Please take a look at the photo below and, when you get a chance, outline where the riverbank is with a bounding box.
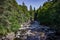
[15,21,56,40]
[0,21,60,40]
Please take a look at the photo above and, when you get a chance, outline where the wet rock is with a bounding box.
[15,21,56,40]
[6,32,15,40]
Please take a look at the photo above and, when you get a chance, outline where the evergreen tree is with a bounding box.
[22,2,26,13]
[22,2,25,6]
[34,7,35,12]
[30,5,33,21]
[30,5,32,13]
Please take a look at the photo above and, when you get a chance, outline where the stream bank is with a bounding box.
[15,21,56,40]
[0,21,59,40]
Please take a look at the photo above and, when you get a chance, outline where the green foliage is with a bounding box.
[0,0,31,35]
[37,1,60,30]
[29,5,34,21]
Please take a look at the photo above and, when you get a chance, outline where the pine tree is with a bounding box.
[34,7,38,21]
[22,2,25,6]
[30,5,32,13]
[22,2,25,13]
[34,7,35,12]
[30,5,33,21]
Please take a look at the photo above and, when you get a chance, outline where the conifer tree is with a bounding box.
[30,5,33,21]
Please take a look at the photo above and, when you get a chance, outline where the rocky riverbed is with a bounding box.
[15,21,56,40]
[0,21,57,40]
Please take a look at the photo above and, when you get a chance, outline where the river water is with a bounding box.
[15,21,55,40]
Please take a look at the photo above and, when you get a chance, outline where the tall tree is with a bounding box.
[22,2,28,13]
[34,7,38,21]
[30,5,32,13]
[30,5,33,21]
[34,7,35,12]
[22,2,25,13]
[22,2,25,6]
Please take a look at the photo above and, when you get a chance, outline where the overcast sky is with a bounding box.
[16,0,47,10]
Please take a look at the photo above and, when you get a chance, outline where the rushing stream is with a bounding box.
[15,21,56,40]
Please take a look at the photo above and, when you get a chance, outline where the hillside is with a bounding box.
[0,0,30,35]
[37,0,60,31]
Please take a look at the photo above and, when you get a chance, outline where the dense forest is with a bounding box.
[0,0,33,35]
[37,0,60,32]
[0,0,60,37]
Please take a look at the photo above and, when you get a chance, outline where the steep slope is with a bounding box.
[37,0,60,30]
[0,0,30,35]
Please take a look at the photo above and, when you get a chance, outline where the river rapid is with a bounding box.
[15,21,56,40]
